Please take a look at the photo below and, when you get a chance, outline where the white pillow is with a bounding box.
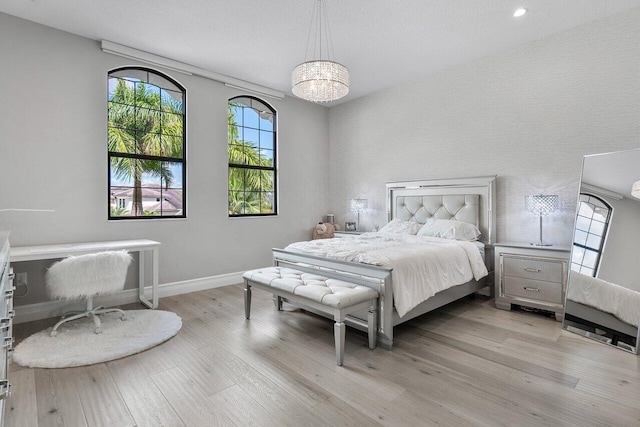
[417,219,481,241]
[379,218,422,235]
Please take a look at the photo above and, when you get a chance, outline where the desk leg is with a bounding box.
[152,247,159,308]
[138,249,159,309]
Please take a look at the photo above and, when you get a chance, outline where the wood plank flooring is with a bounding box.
[5,285,640,426]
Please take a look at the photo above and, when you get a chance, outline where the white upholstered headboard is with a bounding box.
[386,176,497,245]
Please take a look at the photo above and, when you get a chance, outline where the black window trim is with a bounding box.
[228,95,278,217]
[107,66,187,220]
[571,193,612,277]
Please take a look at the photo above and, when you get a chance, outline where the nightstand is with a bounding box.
[333,231,364,238]
[494,242,570,321]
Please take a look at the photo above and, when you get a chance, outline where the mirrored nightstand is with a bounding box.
[494,242,570,321]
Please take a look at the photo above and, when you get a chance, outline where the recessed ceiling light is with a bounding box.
[514,8,527,17]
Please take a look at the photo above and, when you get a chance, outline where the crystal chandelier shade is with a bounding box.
[291,0,350,103]
[292,60,349,103]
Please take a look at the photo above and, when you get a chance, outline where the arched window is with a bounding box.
[108,67,186,219]
[228,96,277,216]
[571,193,612,277]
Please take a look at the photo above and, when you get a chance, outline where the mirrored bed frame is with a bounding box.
[273,176,496,349]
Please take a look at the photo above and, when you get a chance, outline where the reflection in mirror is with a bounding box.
[571,194,612,277]
[563,148,640,354]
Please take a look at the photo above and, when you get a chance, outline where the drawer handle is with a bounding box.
[0,379,11,400]
[2,336,14,350]
[0,317,11,332]
[523,268,541,273]
[523,286,540,292]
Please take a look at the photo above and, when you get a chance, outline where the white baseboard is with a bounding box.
[13,271,244,324]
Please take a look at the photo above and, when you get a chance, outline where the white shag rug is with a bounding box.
[13,310,182,368]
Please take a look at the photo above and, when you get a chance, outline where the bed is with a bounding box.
[564,272,640,352]
[272,176,497,349]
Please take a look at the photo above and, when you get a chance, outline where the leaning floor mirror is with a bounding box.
[563,148,640,354]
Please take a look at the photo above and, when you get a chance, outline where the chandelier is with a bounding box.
[291,0,350,103]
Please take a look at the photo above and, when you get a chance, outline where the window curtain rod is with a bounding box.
[101,40,285,100]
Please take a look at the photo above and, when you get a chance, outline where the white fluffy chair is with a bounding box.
[46,250,133,337]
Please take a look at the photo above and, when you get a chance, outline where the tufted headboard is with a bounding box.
[387,176,496,245]
[395,194,479,225]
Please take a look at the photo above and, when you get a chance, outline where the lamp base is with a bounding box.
[530,242,553,247]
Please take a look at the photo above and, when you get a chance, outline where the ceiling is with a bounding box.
[2,0,638,105]
[582,149,640,200]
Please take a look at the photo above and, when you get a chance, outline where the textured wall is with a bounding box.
[0,13,329,303]
[328,8,640,246]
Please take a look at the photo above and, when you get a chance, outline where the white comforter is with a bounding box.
[284,232,488,317]
[567,272,640,327]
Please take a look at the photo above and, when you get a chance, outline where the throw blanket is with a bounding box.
[567,272,640,327]
[285,232,488,317]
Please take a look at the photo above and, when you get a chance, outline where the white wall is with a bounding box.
[0,13,330,304]
[328,8,640,246]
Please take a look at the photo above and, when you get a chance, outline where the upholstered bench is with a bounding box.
[243,266,379,366]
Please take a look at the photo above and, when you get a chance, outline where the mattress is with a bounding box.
[284,232,488,317]
[567,272,640,328]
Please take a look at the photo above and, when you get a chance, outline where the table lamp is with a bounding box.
[350,198,368,231]
[525,194,559,246]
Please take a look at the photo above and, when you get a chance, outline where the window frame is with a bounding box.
[228,95,278,217]
[107,66,187,220]
[571,193,612,277]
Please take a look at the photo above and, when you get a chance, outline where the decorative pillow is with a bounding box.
[378,218,422,235]
[417,219,481,241]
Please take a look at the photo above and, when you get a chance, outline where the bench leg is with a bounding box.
[273,295,282,311]
[334,313,346,366]
[244,282,252,319]
[368,301,377,350]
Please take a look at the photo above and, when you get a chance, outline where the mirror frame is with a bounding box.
[562,149,640,354]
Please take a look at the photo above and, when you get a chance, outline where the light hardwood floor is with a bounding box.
[5,285,640,426]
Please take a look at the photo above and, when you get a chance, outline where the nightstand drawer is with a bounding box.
[503,255,563,283]
[502,276,563,304]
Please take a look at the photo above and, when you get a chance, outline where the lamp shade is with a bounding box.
[525,195,559,216]
[632,181,640,199]
[292,60,350,103]
[350,198,368,213]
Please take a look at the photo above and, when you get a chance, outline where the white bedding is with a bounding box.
[284,232,488,317]
[567,272,640,328]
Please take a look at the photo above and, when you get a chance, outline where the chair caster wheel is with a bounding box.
[94,327,102,334]
[121,315,128,321]
[50,330,58,337]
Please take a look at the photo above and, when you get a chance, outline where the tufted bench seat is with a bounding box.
[243,266,378,366]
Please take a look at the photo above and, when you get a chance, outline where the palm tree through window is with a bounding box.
[108,67,186,219]
[228,96,277,216]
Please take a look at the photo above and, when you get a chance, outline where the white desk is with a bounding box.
[11,239,160,309]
